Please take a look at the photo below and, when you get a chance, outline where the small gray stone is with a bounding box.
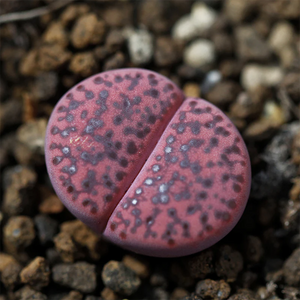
[34,214,58,245]
[52,262,96,293]
[235,26,272,62]
[102,260,141,296]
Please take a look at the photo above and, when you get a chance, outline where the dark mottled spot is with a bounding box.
[232,145,241,154]
[110,223,117,231]
[147,115,156,124]
[66,114,74,122]
[144,89,159,99]
[82,199,90,207]
[114,75,123,83]
[205,224,213,231]
[81,110,88,119]
[120,157,128,168]
[215,126,230,137]
[116,171,125,181]
[90,207,97,214]
[227,199,237,209]
[94,77,103,84]
[105,130,113,138]
[191,121,201,135]
[51,126,59,135]
[105,194,113,202]
[114,115,123,126]
[100,90,109,99]
[115,141,122,150]
[222,212,230,221]
[200,213,208,224]
[108,152,117,160]
[203,178,213,188]
[197,191,207,201]
[85,91,94,99]
[76,85,84,91]
[168,208,176,217]
[148,74,158,86]
[124,127,134,136]
[187,206,196,215]
[194,108,203,114]
[233,183,241,193]
[69,100,80,110]
[189,101,197,106]
[183,222,189,230]
[66,93,73,99]
[234,174,244,183]
[168,239,175,246]
[205,121,214,129]
[52,156,62,165]
[67,186,74,193]
[120,232,127,239]
[133,96,141,105]
[58,106,67,112]
[136,130,144,139]
[191,162,202,174]
[222,173,230,182]
[214,115,223,122]
[127,141,137,155]
[210,137,219,147]
[82,180,90,189]
[105,180,113,188]
[50,143,57,150]
[166,83,174,92]
[206,161,214,168]
[146,216,153,224]
[205,107,212,113]
[104,81,112,87]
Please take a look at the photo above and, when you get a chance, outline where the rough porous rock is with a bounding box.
[3,216,36,254]
[2,166,37,216]
[102,260,141,296]
[20,257,50,290]
[71,13,105,49]
[283,248,300,286]
[52,262,96,293]
[195,279,231,299]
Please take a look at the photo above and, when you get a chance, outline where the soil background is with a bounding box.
[0,0,300,300]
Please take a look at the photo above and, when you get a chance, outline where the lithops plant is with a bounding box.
[45,68,251,257]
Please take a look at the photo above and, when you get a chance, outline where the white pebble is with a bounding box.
[126,28,153,65]
[268,21,295,53]
[241,64,284,90]
[172,15,197,41]
[172,2,217,41]
[184,39,216,68]
[191,2,217,32]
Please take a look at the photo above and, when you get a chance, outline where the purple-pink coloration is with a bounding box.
[45,68,251,257]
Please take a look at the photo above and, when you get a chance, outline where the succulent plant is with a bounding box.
[45,68,251,257]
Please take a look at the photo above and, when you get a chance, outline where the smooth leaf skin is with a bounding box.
[45,68,184,233]
[103,98,251,257]
[45,68,251,257]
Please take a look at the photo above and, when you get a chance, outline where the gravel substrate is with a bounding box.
[0,1,299,299]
